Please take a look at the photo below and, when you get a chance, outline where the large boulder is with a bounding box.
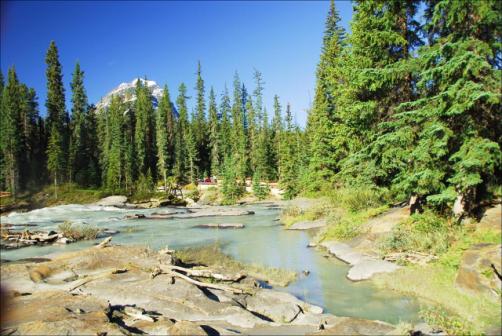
[477,205,501,232]
[456,243,502,300]
[94,195,128,207]
[245,289,323,323]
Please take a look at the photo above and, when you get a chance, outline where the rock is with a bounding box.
[193,223,245,229]
[477,205,501,232]
[288,219,327,230]
[347,259,400,281]
[307,242,317,248]
[309,317,395,335]
[321,241,399,281]
[246,289,323,323]
[168,320,208,335]
[125,213,146,219]
[410,322,448,336]
[455,243,502,299]
[96,229,120,238]
[94,195,128,207]
[55,237,72,245]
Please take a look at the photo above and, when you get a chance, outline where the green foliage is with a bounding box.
[58,221,99,240]
[133,170,154,201]
[252,170,270,200]
[221,156,244,205]
[420,306,477,336]
[380,210,455,255]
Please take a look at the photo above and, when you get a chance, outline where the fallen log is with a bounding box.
[165,265,245,282]
[95,236,112,248]
[157,265,244,294]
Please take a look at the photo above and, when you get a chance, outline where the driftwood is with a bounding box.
[123,306,155,322]
[95,236,112,248]
[165,265,245,282]
[164,268,245,294]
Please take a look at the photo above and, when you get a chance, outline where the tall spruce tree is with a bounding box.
[219,86,232,162]
[105,95,124,191]
[231,72,247,180]
[208,87,220,176]
[68,62,90,186]
[194,61,209,177]
[134,78,156,180]
[45,41,68,182]
[156,85,175,189]
[279,103,299,199]
[1,68,22,196]
[174,83,190,184]
[305,0,345,191]
[270,95,283,181]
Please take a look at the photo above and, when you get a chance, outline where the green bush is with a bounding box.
[330,187,388,212]
[252,172,270,200]
[379,210,456,255]
[58,221,100,240]
[420,306,477,336]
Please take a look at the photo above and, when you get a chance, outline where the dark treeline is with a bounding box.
[0,42,301,201]
[1,0,500,210]
[304,0,501,213]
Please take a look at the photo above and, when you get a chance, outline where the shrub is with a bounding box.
[420,306,477,336]
[252,172,270,200]
[330,187,387,212]
[58,221,100,240]
[379,210,456,255]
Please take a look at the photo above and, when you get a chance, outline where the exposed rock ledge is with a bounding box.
[320,241,399,281]
[1,243,402,335]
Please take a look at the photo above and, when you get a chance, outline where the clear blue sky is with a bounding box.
[1,1,353,126]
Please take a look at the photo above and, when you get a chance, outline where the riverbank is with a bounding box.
[2,239,412,335]
[279,193,502,335]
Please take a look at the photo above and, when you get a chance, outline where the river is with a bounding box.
[0,203,421,324]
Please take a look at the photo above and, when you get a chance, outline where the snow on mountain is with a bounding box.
[96,78,172,113]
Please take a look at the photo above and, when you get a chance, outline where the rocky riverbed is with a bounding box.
[1,241,410,335]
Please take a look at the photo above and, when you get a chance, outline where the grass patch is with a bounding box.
[40,183,109,207]
[280,201,331,228]
[322,205,389,241]
[373,224,502,334]
[175,244,297,287]
[58,221,100,240]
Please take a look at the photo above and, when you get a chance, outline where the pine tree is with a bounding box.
[174,83,190,184]
[69,62,89,186]
[219,85,232,162]
[134,78,157,179]
[245,96,257,174]
[279,103,299,199]
[194,61,209,177]
[270,95,283,181]
[208,87,220,176]
[231,72,247,180]
[304,0,346,191]
[45,41,68,181]
[47,125,64,198]
[105,95,124,191]
[1,68,22,196]
[156,85,175,190]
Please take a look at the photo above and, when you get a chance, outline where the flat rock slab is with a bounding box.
[456,243,502,299]
[347,259,400,281]
[194,223,245,229]
[288,219,327,230]
[310,316,396,335]
[94,195,128,207]
[321,241,399,281]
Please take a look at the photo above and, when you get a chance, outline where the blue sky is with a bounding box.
[1,1,353,126]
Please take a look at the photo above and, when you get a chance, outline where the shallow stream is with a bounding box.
[0,203,421,324]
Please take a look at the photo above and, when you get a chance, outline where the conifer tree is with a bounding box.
[156,85,175,190]
[105,95,124,191]
[47,125,64,198]
[219,86,232,162]
[305,0,345,191]
[174,83,190,184]
[1,68,22,196]
[45,41,68,181]
[69,62,90,186]
[270,95,283,180]
[245,96,257,174]
[208,87,220,176]
[231,72,247,180]
[279,103,299,199]
[134,78,156,179]
[194,61,209,177]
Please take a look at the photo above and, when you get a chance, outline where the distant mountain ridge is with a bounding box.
[96,78,177,116]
